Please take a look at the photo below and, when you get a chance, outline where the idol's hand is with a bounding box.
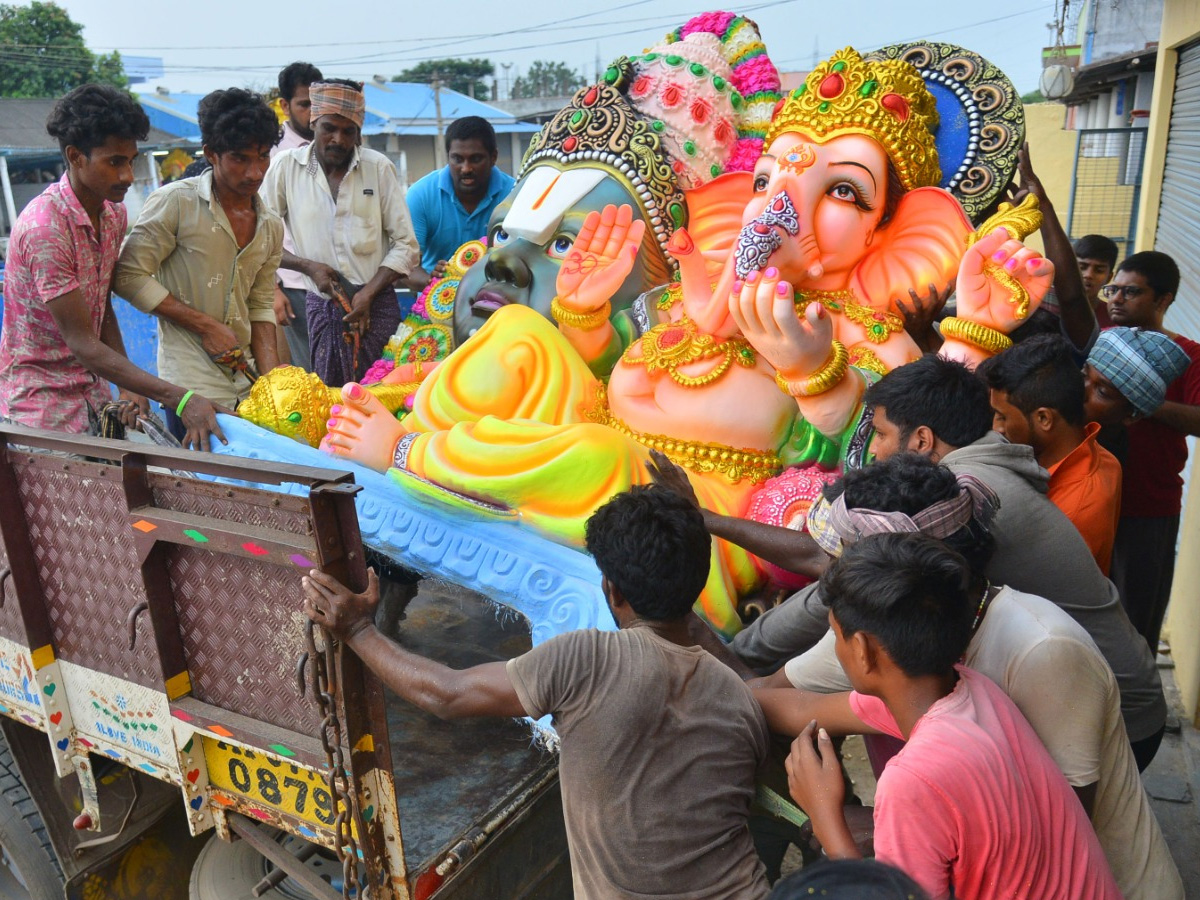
[728,267,834,380]
[555,204,646,314]
[956,227,1054,334]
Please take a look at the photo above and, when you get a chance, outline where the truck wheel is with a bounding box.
[0,732,64,900]
[190,826,350,900]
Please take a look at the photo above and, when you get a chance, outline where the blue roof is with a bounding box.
[136,84,539,142]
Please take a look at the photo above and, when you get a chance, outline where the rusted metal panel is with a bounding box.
[13,457,162,687]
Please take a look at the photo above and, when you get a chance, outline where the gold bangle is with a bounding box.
[940,317,1013,355]
[552,297,611,331]
[774,341,849,398]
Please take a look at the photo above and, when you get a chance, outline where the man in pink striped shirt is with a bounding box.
[0,85,224,447]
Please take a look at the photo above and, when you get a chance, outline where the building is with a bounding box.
[1135,0,1200,724]
[136,82,541,186]
[1052,0,1165,256]
[0,98,188,241]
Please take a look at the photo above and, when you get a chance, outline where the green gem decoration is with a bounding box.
[604,67,619,84]
[683,140,696,156]
[713,75,726,91]
[570,110,584,125]
[832,60,847,72]
[665,54,682,66]
[819,101,831,113]
[668,202,686,228]
[796,83,807,97]
[689,62,705,76]
[651,119,665,133]
[286,411,302,424]
[731,93,743,110]
[643,53,659,62]
[710,164,721,178]
[861,79,878,97]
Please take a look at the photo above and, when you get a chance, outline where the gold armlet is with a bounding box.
[940,317,1013,355]
[774,341,849,398]
[552,298,611,331]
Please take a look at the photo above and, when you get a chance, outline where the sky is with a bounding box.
[57,0,1062,98]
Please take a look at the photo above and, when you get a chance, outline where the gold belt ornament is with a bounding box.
[623,315,756,388]
[586,385,781,484]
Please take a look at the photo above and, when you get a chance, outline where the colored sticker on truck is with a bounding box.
[202,738,351,836]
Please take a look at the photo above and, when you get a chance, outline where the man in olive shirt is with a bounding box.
[116,88,282,437]
[302,485,770,900]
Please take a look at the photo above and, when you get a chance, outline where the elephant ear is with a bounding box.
[851,187,972,305]
[682,171,754,281]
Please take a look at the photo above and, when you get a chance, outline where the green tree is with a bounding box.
[394,58,494,101]
[0,1,126,97]
[511,60,585,100]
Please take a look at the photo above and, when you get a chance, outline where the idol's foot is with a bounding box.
[321,382,407,473]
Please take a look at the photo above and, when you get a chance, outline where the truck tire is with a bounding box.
[190,827,349,900]
[0,731,64,900]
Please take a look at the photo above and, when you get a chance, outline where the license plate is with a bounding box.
[202,738,349,834]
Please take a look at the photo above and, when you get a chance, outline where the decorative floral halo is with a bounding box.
[865,42,1025,222]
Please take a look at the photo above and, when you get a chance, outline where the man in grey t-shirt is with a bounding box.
[303,485,770,900]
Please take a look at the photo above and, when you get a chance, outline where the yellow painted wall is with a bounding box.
[1022,102,1076,254]
[1137,0,1200,722]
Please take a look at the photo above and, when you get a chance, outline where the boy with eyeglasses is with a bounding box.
[1095,251,1200,651]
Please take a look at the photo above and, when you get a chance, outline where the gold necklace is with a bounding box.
[843,300,905,343]
[794,289,855,314]
[623,316,756,388]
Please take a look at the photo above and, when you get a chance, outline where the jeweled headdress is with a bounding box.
[520,11,781,258]
[766,47,941,192]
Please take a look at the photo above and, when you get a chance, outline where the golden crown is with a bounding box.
[766,47,941,192]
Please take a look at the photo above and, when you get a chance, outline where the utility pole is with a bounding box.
[433,74,447,168]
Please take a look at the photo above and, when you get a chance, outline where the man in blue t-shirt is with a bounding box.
[406,116,515,277]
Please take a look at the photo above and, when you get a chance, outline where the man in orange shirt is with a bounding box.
[980,335,1121,573]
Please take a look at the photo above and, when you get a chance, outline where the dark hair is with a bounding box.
[1073,234,1118,270]
[978,334,1085,426]
[1009,307,1063,344]
[278,61,323,101]
[770,860,931,900]
[823,532,975,677]
[445,116,498,155]
[863,354,992,449]
[825,454,997,577]
[198,88,280,155]
[1118,250,1180,297]
[584,485,711,622]
[45,84,150,157]
[182,159,212,179]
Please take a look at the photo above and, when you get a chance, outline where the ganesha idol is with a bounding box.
[366,11,780,381]
[304,39,1052,639]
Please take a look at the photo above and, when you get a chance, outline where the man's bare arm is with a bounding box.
[303,569,526,720]
[47,291,228,448]
[249,321,280,373]
[647,449,830,579]
[752,686,878,738]
[1151,399,1200,436]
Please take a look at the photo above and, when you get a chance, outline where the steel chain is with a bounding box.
[305,619,363,898]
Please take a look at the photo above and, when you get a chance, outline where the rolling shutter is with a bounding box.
[1156,39,1200,336]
